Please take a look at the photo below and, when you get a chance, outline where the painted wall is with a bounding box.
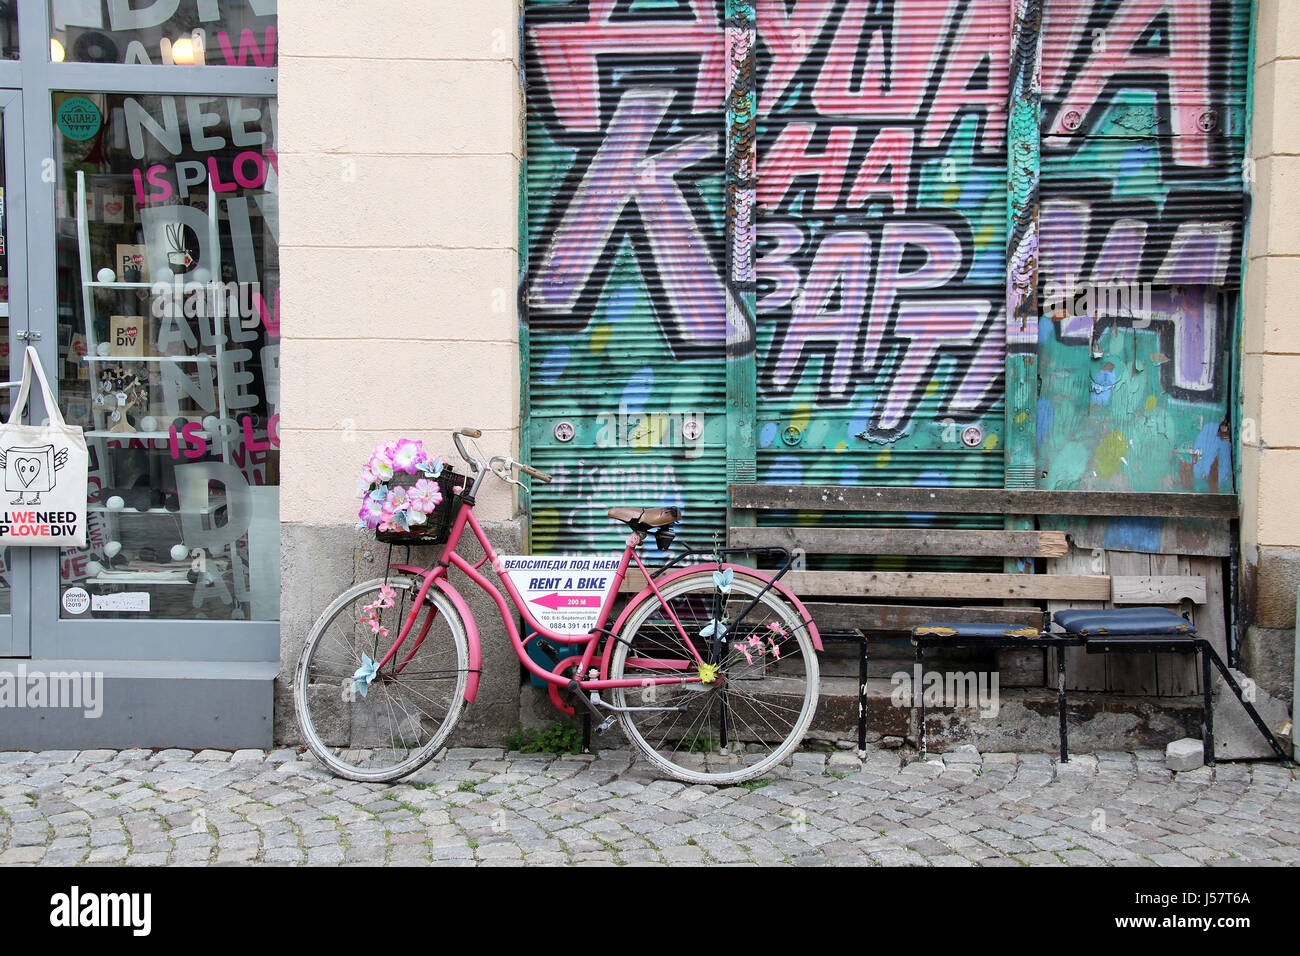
[276,0,528,744]
[279,0,523,527]
[1037,0,1249,497]
[523,0,1252,559]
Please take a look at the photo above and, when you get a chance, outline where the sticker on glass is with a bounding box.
[62,587,91,615]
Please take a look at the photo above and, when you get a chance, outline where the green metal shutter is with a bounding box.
[1036,0,1250,494]
[523,1,729,556]
[754,0,1011,494]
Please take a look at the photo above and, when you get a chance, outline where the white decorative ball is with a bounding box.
[170,544,189,562]
[106,496,125,510]
[202,416,219,432]
[86,561,105,577]
[140,416,157,432]
[96,342,111,356]
[104,541,122,558]
[97,267,115,283]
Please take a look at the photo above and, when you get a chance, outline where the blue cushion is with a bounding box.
[912,623,1043,640]
[1052,607,1195,637]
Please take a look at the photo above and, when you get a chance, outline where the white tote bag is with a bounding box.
[0,346,88,548]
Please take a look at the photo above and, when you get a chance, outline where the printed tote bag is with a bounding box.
[0,346,88,547]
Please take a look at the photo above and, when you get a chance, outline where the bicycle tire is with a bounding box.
[294,576,470,782]
[609,569,819,785]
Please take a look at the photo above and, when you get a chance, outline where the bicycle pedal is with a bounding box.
[595,717,616,734]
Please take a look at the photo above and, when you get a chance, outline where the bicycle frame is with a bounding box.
[379,497,716,702]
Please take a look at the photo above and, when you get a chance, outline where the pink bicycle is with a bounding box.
[294,428,823,784]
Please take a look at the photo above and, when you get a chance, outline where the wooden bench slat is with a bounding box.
[803,603,1043,632]
[621,570,1111,601]
[1110,575,1207,605]
[729,527,1069,558]
[730,485,1238,519]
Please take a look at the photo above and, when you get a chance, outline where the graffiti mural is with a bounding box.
[523,0,1251,553]
[1036,0,1249,493]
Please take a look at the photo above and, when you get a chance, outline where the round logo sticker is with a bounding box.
[57,97,102,141]
[62,587,91,615]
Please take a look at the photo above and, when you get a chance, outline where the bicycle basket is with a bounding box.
[375,467,466,547]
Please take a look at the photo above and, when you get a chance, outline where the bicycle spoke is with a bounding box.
[610,571,818,783]
[295,578,468,781]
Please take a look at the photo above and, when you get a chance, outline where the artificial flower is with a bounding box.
[407,478,443,514]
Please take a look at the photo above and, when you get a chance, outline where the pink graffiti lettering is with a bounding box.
[874,300,991,438]
[770,231,872,399]
[846,128,913,212]
[530,0,723,133]
[1045,0,1213,166]
[861,221,964,374]
[758,123,855,211]
[533,88,723,347]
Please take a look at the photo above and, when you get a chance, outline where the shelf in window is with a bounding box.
[82,355,212,364]
[85,430,209,440]
[88,501,223,516]
[84,281,155,290]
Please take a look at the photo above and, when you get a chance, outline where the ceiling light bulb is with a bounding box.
[172,37,195,65]
[50,38,65,63]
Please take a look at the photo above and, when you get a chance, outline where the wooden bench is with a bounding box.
[728,484,1239,753]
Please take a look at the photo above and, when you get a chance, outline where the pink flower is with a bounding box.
[384,487,409,512]
[358,497,385,530]
[392,439,424,474]
[407,478,443,514]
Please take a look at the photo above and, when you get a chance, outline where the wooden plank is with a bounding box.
[731,484,1238,519]
[1047,546,1109,692]
[620,569,1111,601]
[1105,551,1158,695]
[728,526,1069,558]
[1187,555,1229,696]
[1154,554,1199,696]
[1111,576,1207,605]
[1054,516,1231,557]
[802,602,1044,633]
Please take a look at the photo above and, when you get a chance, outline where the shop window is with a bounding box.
[53,91,279,621]
[50,0,275,66]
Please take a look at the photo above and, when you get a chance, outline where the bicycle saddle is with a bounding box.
[607,506,681,530]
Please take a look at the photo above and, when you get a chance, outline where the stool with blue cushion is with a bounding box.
[911,607,1294,767]
[910,615,1080,761]
[1052,606,1292,767]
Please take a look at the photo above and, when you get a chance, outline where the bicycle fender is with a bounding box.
[430,577,483,704]
[599,563,823,678]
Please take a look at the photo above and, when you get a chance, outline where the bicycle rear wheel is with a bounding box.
[294,576,470,782]
[609,570,819,785]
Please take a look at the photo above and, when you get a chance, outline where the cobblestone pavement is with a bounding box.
[0,746,1297,866]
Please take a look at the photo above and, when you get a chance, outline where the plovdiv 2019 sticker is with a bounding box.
[57,97,102,141]
[62,587,90,615]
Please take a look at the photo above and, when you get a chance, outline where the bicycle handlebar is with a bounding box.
[451,429,551,487]
[519,463,552,484]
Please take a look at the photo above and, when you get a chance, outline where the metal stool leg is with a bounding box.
[858,635,869,756]
[1056,647,1069,763]
[916,642,927,757]
[1201,642,1215,767]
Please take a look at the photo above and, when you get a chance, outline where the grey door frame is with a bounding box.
[0,1,277,662]
[0,86,31,657]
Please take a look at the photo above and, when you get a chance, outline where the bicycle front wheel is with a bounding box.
[609,570,819,785]
[294,576,470,782]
